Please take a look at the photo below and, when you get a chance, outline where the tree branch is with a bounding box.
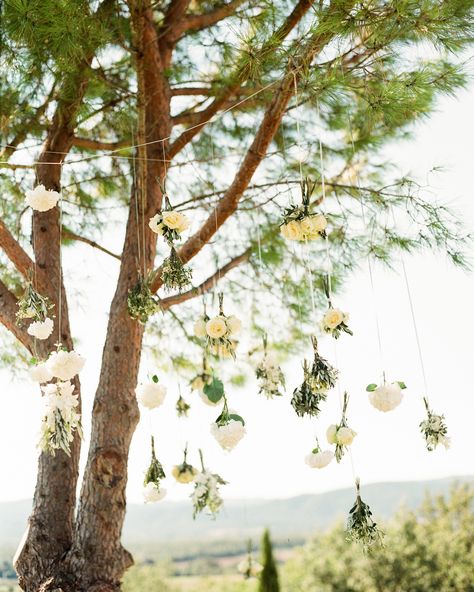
[182,0,246,32]
[62,228,121,260]
[72,137,130,151]
[161,248,251,309]
[0,279,33,352]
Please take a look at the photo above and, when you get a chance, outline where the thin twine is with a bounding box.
[58,188,63,345]
[1,81,278,169]
[131,121,143,274]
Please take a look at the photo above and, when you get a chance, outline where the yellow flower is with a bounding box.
[172,465,198,484]
[323,308,344,330]
[206,316,228,339]
[280,220,303,241]
[162,210,189,232]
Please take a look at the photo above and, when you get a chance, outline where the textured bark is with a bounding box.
[63,2,172,588]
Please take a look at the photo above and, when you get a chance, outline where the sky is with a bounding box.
[0,83,473,505]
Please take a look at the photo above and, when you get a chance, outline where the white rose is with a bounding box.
[174,212,190,233]
[25,185,60,212]
[143,482,166,503]
[280,220,303,241]
[299,217,314,237]
[206,316,228,339]
[27,318,54,340]
[369,382,403,412]
[326,424,338,445]
[162,210,183,230]
[148,214,164,235]
[194,319,207,338]
[29,362,53,383]
[305,450,334,469]
[210,420,246,451]
[226,315,242,336]
[336,426,356,446]
[136,382,166,409]
[46,350,85,381]
[323,308,345,330]
[309,214,327,234]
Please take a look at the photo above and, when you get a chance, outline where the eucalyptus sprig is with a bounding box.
[127,270,160,324]
[347,479,384,551]
[420,397,450,451]
[161,247,193,292]
[144,435,166,488]
[16,278,53,324]
[291,337,338,417]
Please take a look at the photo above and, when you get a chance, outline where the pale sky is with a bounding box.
[0,83,473,504]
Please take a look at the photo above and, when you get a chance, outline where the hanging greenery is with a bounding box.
[127,270,160,324]
[346,479,384,551]
[280,178,327,242]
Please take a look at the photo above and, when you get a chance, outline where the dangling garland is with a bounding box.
[127,270,161,323]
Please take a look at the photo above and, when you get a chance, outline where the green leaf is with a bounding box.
[366,383,378,392]
[203,377,224,403]
[229,413,245,426]
[152,375,159,383]
[397,381,407,390]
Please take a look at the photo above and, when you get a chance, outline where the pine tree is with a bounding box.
[1,1,474,590]
[259,529,280,592]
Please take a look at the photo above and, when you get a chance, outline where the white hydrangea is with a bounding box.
[143,482,167,503]
[27,318,54,340]
[210,420,246,451]
[38,380,81,455]
[136,382,167,409]
[29,361,54,383]
[25,185,60,212]
[305,450,334,469]
[369,382,404,412]
[46,350,85,381]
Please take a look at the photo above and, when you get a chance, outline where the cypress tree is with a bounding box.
[259,529,280,592]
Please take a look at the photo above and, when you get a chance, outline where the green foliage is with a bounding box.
[283,483,474,592]
[259,530,280,592]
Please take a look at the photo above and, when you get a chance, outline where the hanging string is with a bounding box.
[57,181,63,346]
[131,121,143,275]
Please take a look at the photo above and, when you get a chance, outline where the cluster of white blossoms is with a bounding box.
[25,185,60,212]
[136,379,167,409]
[194,310,241,359]
[143,482,167,503]
[149,209,190,239]
[29,349,85,384]
[327,424,357,447]
[320,307,352,338]
[367,381,406,412]
[237,556,263,579]
[210,419,246,451]
[256,352,285,398]
[305,448,334,469]
[191,469,226,517]
[38,380,81,455]
[420,398,450,451]
[27,317,54,340]
[280,213,327,241]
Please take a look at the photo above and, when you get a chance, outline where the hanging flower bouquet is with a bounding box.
[327,392,357,462]
[172,445,198,484]
[161,247,192,292]
[176,394,190,417]
[305,438,334,469]
[346,479,384,551]
[255,335,285,398]
[420,397,450,451]
[136,375,167,410]
[210,396,246,451]
[237,541,263,579]
[38,380,82,456]
[16,279,55,340]
[194,293,241,360]
[291,337,338,417]
[191,449,227,518]
[143,436,166,503]
[366,380,407,412]
[280,179,327,241]
[25,184,60,212]
[320,279,352,339]
[127,270,160,323]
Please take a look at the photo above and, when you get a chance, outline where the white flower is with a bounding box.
[206,316,228,339]
[136,382,167,409]
[305,450,334,469]
[194,319,207,338]
[280,220,303,241]
[29,362,53,383]
[162,210,189,232]
[326,424,338,445]
[143,482,166,503]
[336,426,356,446]
[27,318,54,340]
[226,315,242,336]
[148,214,164,235]
[46,350,85,381]
[369,382,403,412]
[210,420,246,451]
[25,185,60,212]
[237,557,263,577]
[323,308,344,330]
[308,214,327,235]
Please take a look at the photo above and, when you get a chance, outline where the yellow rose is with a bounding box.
[323,308,344,330]
[280,220,303,241]
[174,212,190,233]
[162,210,183,230]
[299,217,314,237]
[206,316,228,338]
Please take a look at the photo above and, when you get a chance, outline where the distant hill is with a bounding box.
[0,476,471,561]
